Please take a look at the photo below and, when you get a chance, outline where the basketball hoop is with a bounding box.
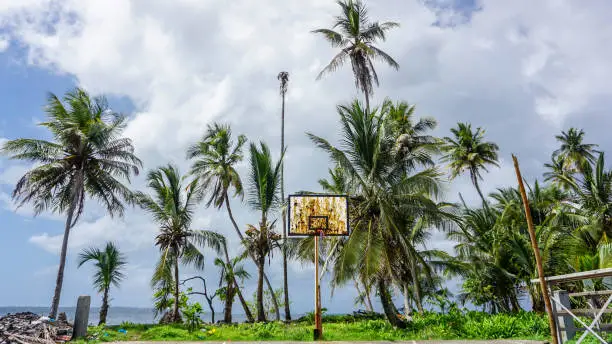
[287,194,349,340]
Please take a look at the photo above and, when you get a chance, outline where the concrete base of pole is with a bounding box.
[72,295,91,339]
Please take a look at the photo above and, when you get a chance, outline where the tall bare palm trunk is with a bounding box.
[50,171,82,319]
[50,206,74,319]
[224,195,280,320]
[279,72,291,321]
[99,287,109,325]
[173,257,181,322]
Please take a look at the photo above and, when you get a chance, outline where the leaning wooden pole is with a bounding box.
[512,155,559,344]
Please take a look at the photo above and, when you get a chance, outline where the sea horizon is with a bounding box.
[0,306,254,325]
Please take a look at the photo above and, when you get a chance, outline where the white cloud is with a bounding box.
[29,212,163,254]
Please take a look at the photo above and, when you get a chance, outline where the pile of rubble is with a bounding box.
[0,312,73,344]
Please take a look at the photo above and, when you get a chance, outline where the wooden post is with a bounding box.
[553,290,576,342]
[314,235,322,340]
[513,155,559,344]
[72,295,91,339]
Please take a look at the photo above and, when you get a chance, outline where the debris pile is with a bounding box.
[0,312,73,344]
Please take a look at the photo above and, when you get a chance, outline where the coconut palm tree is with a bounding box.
[544,155,576,190]
[308,99,447,327]
[566,153,612,257]
[313,0,399,110]
[214,251,251,323]
[553,127,598,171]
[135,164,223,323]
[77,242,127,325]
[383,99,440,168]
[1,88,141,319]
[245,142,284,322]
[442,122,499,206]
[186,123,281,320]
[277,71,292,321]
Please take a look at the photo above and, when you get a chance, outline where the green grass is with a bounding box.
[566,332,612,344]
[74,310,551,342]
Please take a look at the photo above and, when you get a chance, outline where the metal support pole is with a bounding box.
[314,235,322,340]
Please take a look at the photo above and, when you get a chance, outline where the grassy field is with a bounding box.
[76,310,551,342]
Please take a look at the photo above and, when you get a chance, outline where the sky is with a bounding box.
[1,0,612,316]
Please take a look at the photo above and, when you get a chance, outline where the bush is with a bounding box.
[140,326,191,340]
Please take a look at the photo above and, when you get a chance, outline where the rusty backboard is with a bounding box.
[288,194,349,236]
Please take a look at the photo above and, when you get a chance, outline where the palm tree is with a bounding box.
[383,99,440,168]
[313,0,399,110]
[77,242,127,325]
[566,153,612,258]
[448,182,574,313]
[277,71,292,321]
[1,88,141,319]
[186,123,281,320]
[308,99,447,327]
[214,251,251,323]
[553,127,598,171]
[245,142,284,322]
[135,164,223,323]
[544,155,575,190]
[442,122,499,206]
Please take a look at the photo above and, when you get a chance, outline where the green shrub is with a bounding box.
[140,325,191,340]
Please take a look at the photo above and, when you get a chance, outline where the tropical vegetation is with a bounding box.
[77,310,550,342]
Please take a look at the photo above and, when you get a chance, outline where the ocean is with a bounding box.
[0,307,251,325]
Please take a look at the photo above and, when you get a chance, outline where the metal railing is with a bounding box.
[532,268,612,344]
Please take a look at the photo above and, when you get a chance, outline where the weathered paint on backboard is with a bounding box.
[288,194,349,236]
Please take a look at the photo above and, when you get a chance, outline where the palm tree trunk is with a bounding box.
[50,171,82,319]
[364,92,370,113]
[471,172,488,207]
[403,283,413,319]
[224,194,280,320]
[173,257,181,323]
[235,280,253,322]
[378,279,406,329]
[410,259,424,314]
[224,280,233,323]
[50,205,75,319]
[280,81,291,322]
[99,287,110,325]
[256,255,266,322]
